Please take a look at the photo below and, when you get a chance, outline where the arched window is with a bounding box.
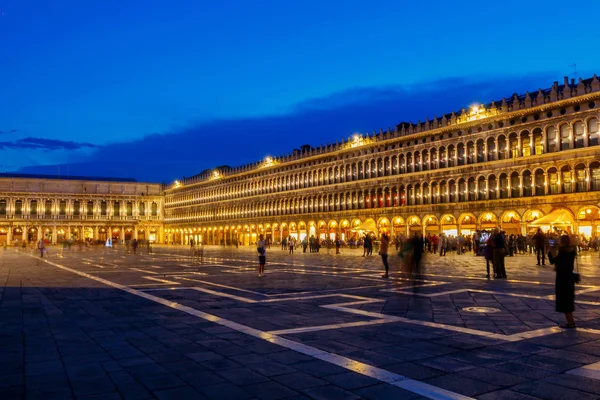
[468,178,476,201]
[458,179,466,202]
[431,182,438,204]
[499,174,509,198]
[574,121,585,149]
[509,133,519,158]
[139,202,145,216]
[448,145,456,167]
[476,140,485,163]
[30,200,37,215]
[498,136,507,159]
[488,175,497,200]
[560,124,570,150]
[591,162,600,191]
[575,164,586,192]
[561,166,572,193]
[533,128,543,155]
[86,201,93,216]
[73,200,80,216]
[449,180,457,202]
[59,200,67,216]
[439,181,447,203]
[548,168,559,194]
[487,138,496,161]
[589,118,599,146]
[522,170,532,196]
[510,173,520,197]
[439,147,447,168]
[534,169,545,196]
[407,153,413,173]
[15,200,22,215]
[466,142,475,164]
[457,143,465,166]
[126,202,133,216]
[414,152,421,172]
[430,148,438,169]
[520,131,531,156]
[547,126,558,152]
[478,176,486,200]
[151,202,158,216]
[0,199,6,215]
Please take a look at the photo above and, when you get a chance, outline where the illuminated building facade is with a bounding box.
[164,75,600,245]
[0,175,163,245]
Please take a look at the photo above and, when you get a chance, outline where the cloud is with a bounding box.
[0,137,97,150]
[16,73,557,182]
[0,129,20,135]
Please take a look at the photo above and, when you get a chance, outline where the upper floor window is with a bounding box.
[15,200,23,215]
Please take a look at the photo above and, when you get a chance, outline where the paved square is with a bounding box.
[2,245,600,399]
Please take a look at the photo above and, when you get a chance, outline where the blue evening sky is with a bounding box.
[0,0,598,182]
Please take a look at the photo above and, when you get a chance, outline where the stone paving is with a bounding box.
[2,244,600,399]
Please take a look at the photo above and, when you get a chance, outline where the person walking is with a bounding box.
[380,234,390,278]
[491,229,507,278]
[548,235,577,328]
[257,234,266,277]
[37,239,45,258]
[533,228,546,266]
[485,234,494,278]
[288,237,295,254]
[335,234,341,254]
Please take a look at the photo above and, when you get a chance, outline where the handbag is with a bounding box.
[573,251,581,284]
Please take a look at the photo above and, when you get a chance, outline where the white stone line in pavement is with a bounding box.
[141,276,181,285]
[385,287,600,305]
[268,319,392,335]
[567,361,600,380]
[39,257,473,400]
[130,268,158,275]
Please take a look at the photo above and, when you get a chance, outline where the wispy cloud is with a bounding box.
[0,137,97,150]
[16,73,557,182]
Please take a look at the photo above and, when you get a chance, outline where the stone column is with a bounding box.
[519,174,524,197]
[94,226,99,241]
[37,226,42,242]
[587,167,592,191]
[22,227,27,243]
[544,173,549,195]
[52,224,57,244]
[7,228,12,243]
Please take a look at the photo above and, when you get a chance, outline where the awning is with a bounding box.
[528,209,575,227]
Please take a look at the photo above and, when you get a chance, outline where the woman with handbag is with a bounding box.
[548,235,577,329]
[257,234,267,277]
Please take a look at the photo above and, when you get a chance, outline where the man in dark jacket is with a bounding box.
[533,228,546,266]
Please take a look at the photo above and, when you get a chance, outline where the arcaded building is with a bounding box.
[0,174,163,245]
[163,75,600,246]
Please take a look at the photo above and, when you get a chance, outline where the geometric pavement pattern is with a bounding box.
[2,245,600,399]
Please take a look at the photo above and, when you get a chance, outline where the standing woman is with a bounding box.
[380,234,389,278]
[548,235,577,328]
[257,234,267,277]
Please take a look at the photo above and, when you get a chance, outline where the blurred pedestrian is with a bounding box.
[380,234,389,278]
[548,235,577,328]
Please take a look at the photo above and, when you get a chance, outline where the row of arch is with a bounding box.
[165,162,600,223]
[0,199,159,217]
[165,206,600,245]
[167,117,600,206]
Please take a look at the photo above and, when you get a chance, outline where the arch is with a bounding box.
[440,214,458,236]
[478,211,498,227]
[576,206,600,238]
[500,210,521,235]
[522,209,544,224]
